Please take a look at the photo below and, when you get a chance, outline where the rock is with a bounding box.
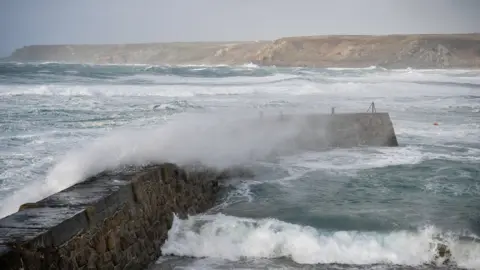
[18,202,39,211]
[430,242,453,266]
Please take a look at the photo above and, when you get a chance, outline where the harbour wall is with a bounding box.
[266,112,399,148]
[325,112,399,147]
[0,163,225,270]
[0,111,399,269]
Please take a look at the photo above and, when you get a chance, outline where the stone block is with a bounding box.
[75,248,89,267]
[36,178,135,227]
[0,245,21,269]
[0,227,60,269]
[87,252,99,269]
[106,230,117,251]
[0,207,88,248]
[18,202,41,211]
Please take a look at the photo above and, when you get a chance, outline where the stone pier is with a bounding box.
[0,164,226,270]
[0,109,399,269]
[263,111,399,148]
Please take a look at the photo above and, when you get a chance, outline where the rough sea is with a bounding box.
[0,62,479,270]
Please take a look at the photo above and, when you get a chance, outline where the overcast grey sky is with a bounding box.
[1,0,479,56]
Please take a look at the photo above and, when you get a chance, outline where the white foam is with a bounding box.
[2,66,477,102]
[161,214,480,268]
[326,68,480,85]
[327,65,381,71]
[1,101,476,218]
[396,121,480,146]
[1,65,478,232]
[114,71,295,85]
[276,146,426,175]
[0,109,329,217]
[241,62,260,69]
[0,73,299,97]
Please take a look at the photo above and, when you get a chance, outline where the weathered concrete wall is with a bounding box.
[266,112,399,148]
[0,163,224,270]
[325,113,399,147]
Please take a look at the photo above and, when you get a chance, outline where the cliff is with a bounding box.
[5,41,269,66]
[254,34,480,68]
[6,34,480,68]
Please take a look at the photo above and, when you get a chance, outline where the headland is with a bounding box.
[4,33,480,68]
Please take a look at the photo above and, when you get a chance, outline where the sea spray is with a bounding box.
[1,63,478,270]
[161,214,480,269]
[0,108,328,217]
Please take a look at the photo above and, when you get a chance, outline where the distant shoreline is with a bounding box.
[3,61,480,71]
[5,33,480,69]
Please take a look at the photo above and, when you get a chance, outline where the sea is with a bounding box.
[0,62,479,270]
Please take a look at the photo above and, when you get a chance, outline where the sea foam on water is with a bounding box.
[0,63,478,269]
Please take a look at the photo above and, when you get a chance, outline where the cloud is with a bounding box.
[1,0,479,56]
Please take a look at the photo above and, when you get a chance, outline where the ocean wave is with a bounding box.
[161,213,480,269]
[0,109,333,217]
[3,62,480,88]
[3,77,478,99]
[151,100,204,112]
[326,65,385,71]
[1,63,478,270]
[276,145,480,176]
[112,72,300,86]
[410,81,480,89]
[0,62,275,83]
[0,73,305,97]
[0,95,477,218]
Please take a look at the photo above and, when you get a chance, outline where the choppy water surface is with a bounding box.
[0,62,479,269]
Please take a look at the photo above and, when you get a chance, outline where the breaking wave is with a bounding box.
[161,214,480,269]
[1,63,479,269]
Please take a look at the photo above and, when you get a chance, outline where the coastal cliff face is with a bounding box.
[6,41,269,66]
[254,34,480,68]
[6,34,480,68]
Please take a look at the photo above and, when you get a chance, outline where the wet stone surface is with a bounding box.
[0,163,223,270]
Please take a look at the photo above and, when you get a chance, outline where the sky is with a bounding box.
[1,0,480,56]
